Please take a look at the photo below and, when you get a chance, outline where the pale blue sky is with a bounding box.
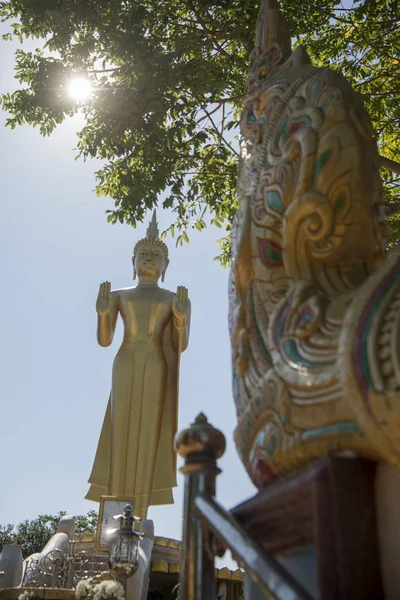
[0,28,256,537]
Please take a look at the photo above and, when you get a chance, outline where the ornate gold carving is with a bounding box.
[230,0,398,488]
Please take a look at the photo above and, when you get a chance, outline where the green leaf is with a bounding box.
[0,0,399,264]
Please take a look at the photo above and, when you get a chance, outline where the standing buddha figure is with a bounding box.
[85,211,190,519]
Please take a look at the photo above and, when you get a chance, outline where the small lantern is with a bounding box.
[108,504,142,587]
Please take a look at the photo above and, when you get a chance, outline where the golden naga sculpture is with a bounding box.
[229,0,400,489]
[86,211,190,518]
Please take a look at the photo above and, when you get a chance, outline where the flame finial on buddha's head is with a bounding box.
[133,209,169,260]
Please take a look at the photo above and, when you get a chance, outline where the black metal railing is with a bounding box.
[175,414,314,600]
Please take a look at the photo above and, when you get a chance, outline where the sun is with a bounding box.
[68,76,92,102]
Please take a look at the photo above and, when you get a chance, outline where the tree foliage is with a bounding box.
[0,511,97,558]
[0,0,399,262]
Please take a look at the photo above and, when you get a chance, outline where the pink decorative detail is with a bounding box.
[256,207,267,219]
[289,122,304,135]
[253,457,274,488]
[257,238,283,268]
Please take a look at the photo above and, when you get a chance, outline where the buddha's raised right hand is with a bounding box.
[96,281,112,315]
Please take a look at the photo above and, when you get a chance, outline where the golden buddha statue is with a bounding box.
[85,211,190,519]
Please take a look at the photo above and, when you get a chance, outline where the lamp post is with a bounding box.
[108,504,142,596]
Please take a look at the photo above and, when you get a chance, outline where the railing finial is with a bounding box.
[175,412,226,463]
[175,415,226,600]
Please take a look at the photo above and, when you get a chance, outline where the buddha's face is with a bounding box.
[133,243,166,279]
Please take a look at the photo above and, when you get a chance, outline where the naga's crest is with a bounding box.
[230,0,400,488]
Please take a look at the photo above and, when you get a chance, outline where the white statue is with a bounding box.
[22,515,75,587]
[0,544,23,589]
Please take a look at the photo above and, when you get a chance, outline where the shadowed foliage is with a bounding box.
[0,511,97,558]
[1,0,399,263]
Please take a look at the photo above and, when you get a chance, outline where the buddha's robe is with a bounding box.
[85,286,188,516]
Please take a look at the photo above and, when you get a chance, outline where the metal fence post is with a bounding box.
[175,413,226,600]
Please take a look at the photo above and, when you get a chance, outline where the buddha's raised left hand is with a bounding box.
[172,286,189,327]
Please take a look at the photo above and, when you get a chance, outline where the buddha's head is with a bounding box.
[133,210,169,281]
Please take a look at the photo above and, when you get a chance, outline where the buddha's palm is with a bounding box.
[96,281,111,314]
[172,286,189,325]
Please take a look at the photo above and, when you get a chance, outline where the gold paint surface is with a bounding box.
[86,212,190,519]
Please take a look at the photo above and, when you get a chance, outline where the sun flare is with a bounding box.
[68,77,92,102]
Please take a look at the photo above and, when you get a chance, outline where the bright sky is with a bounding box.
[0,29,256,537]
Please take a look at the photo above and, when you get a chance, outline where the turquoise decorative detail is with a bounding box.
[282,339,334,369]
[296,307,313,328]
[250,282,273,365]
[334,192,346,215]
[321,96,335,109]
[266,190,284,214]
[232,369,243,415]
[276,115,288,143]
[268,390,275,407]
[301,421,359,441]
[267,437,277,456]
[274,299,332,369]
[257,431,266,446]
[314,241,327,250]
[247,111,256,126]
[309,78,321,103]
[300,313,311,325]
[258,238,283,268]
[274,299,290,343]
[312,149,331,185]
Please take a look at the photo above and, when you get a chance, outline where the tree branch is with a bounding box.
[201,103,239,157]
[210,94,244,104]
[385,201,400,217]
[185,0,232,59]
[326,11,352,25]
[196,95,243,124]
[197,103,220,124]
[87,67,123,74]
[380,155,400,175]
[345,11,399,62]
[355,71,396,88]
